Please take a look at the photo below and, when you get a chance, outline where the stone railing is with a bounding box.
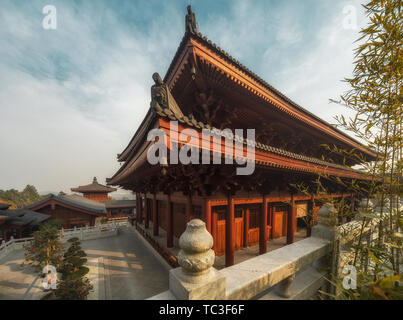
[150,200,381,300]
[0,224,120,261]
[60,224,119,241]
[0,237,34,260]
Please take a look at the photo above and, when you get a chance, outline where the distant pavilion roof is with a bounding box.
[71,177,117,194]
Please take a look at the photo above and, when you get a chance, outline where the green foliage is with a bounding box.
[327,274,403,300]
[55,237,93,300]
[59,237,89,280]
[323,0,402,300]
[54,278,93,300]
[0,185,51,208]
[23,222,65,273]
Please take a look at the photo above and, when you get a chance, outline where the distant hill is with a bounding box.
[0,185,51,208]
[38,191,58,196]
[110,192,136,200]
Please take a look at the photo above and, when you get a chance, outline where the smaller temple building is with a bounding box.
[27,194,107,228]
[71,177,136,218]
[71,177,117,202]
[0,203,50,241]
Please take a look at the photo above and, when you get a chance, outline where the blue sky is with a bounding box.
[0,0,368,193]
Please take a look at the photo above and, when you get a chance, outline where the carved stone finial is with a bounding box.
[93,177,98,184]
[177,219,215,284]
[317,203,338,227]
[185,5,198,34]
[311,203,338,240]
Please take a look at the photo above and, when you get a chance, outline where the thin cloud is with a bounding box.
[0,0,368,192]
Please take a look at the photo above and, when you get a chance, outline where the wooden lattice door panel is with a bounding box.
[234,217,244,250]
[214,217,244,256]
[272,206,288,238]
[215,220,226,256]
[247,228,259,247]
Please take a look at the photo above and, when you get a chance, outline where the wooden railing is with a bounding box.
[135,222,179,268]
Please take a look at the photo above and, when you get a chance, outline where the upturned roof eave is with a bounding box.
[163,31,377,160]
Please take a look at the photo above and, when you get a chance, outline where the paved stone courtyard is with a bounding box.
[0,226,169,300]
[0,224,308,300]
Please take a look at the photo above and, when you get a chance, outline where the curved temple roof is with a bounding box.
[71,177,117,194]
[163,6,377,160]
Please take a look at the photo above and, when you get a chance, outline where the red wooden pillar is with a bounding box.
[244,208,250,248]
[186,195,192,223]
[167,195,174,248]
[259,195,268,254]
[268,205,273,239]
[307,195,314,237]
[287,194,296,245]
[136,194,140,223]
[212,211,217,252]
[144,195,149,229]
[204,199,211,234]
[225,194,235,267]
[138,194,143,224]
[153,193,159,236]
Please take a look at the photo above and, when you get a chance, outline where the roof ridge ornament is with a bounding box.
[151,72,184,119]
[93,177,98,184]
[185,5,198,34]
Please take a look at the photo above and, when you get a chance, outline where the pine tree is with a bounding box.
[23,222,65,273]
[55,237,93,300]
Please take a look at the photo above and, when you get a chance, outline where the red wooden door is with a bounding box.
[215,220,226,256]
[247,228,259,246]
[272,206,288,238]
[214,217,244,256]
[234,217,244,250]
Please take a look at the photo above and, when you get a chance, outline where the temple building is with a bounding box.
[71,177,136,218]
[107,6,377,267]
[0,203,50,241]
[71,177,117,202]
[27,194,108,228]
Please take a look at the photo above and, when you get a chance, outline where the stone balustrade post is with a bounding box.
[2,240,6,253]
[169,219,226,300]
[277,274,296,298]
[311,203,339,297]
[311,203,338,241]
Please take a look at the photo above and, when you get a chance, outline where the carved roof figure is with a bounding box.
[151,72,168,108]
[185,5,198,34]
[151,73,184,119]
